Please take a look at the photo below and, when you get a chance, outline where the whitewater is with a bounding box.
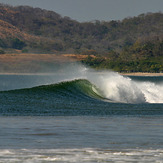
[86,70,163,104]
[55,64,163,104]
[0,64,163,162]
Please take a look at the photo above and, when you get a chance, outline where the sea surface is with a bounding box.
[0,65,163,162]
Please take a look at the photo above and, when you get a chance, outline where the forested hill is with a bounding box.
[0,3,163,72]
[0,3,163,53]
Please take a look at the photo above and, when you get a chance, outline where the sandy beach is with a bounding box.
[0,72,163,77]
[121,72,163,76]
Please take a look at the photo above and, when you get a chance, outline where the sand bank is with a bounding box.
[121,72,163,76]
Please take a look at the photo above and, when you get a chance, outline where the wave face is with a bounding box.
[0,66,162,116]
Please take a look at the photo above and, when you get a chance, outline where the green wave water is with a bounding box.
[0,78,163,116]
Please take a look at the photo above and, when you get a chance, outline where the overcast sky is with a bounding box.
[0,0,163,22]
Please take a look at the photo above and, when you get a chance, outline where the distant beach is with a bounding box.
[122,72,163,76]
[0,72,163,77]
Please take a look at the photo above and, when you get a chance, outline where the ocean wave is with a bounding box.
[0,68,163,116]
[2,74,163,104]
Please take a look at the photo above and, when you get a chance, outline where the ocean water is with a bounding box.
[0,65,163,162]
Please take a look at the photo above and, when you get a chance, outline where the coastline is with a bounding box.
[0,72,163,76]
[121,72,163,76]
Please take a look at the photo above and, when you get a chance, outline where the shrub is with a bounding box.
[12,38,26,50]
[0,49,5,54]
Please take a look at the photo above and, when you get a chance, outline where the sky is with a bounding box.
[0,0,163,22]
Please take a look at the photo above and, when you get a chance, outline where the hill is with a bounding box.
[0,3,162,72]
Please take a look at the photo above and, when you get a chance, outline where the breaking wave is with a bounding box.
[2,68,163,104]
[0,66,163,116]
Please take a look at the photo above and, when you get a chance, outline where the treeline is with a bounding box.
[82,40,163,72]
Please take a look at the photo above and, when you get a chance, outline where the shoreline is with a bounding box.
[0,72,163,76]
[121,72,163,76]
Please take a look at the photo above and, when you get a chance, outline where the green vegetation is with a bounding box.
[83,58,163,73]
[0,49,5,54]
[82,41,163,72]
[0,3,163,72]
[12,38,26,50]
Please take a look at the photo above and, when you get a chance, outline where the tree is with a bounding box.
[0,49,5,54]
[12,38,26,50]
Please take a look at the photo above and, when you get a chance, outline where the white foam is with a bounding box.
[93,73,146,103]
[0,148,163,163]
[137,82,163,103]
[83,69,163,104]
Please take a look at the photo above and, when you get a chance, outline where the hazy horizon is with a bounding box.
[0,0,163,22]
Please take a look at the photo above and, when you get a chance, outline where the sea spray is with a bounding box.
[53,64,163,104]
[78,66,163,103]
[137,82,163,103]
[85,71,146,103]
